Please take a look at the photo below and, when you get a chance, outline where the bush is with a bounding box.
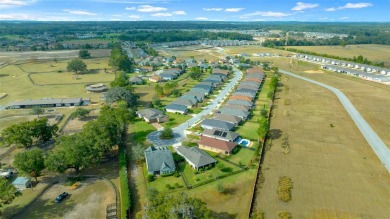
[147,174,155,182]
[174,172,181,178]
[277,176,293,202]
[278,211,292,219]
[160,127,174,140]
[119,149,130,219]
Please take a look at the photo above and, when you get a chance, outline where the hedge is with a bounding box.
[119,148,130,219]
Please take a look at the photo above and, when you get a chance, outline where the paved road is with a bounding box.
[280,69,390,173]
[147,67,243,147]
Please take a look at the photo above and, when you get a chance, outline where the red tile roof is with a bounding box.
[199,136,237,152]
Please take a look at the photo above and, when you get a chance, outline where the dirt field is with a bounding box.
[14,178,115,219]
[254,74,390,218]
[286,44,390,67]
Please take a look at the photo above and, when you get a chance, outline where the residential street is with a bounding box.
[146,67,243,147]
[280,69,390,173]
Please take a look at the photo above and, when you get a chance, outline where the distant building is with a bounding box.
[86,83,107,92]
[149,75,162,83]
[144,146,176,175]
[201,119,235,131]
[12,177,31,190]
[5,97,90,109]
[165,104,189,114]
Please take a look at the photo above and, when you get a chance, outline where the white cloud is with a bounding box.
[203,8,223,11]
[110,18,121,21]
[138,5,167,12]
[292,2,319,11]
[125,6,135,10]
[225,8,244,12]
[325,2,373,11]
[340,16,349,20]
[195,17,209,20]
[240,11,290,18]
[0,0,34,9]
[63,9,97,16]
[129,15,141,19]
[151,12,172,17]
[172,10,186,15]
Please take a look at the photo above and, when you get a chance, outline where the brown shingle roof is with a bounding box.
[199,136,237,152]
[244,78,263,83]
[246,67,264,74]
[149,75,162,82]
[230,95,253,102]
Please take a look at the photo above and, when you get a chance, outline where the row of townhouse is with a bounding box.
[296,54,390,75]
[198,67,265,155]
[164,68,231,114]
[321,65,390,83]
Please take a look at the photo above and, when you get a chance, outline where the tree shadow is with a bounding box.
[0,74,9,77]
[211,211,238,219]
[81,69,99,74]
[269,129,283,140]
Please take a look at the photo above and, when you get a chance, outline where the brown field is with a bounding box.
[254,74,390,218]
[286,44,390,67]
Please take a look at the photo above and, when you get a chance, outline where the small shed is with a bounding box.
[12,177,31,190]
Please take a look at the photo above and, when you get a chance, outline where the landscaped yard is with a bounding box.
[128,118,156,143]
[226,146,258,167]
[162,112,192,128]
[143,164,186,193]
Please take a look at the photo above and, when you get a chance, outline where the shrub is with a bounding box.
[174,172,181,177]
[277,176,293,202]
[278,211,292,219]
[147,174,155,182]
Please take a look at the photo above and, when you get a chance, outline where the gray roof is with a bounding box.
[129,76,143,83]
[165,103,188,112]
[144,146,176,174]
[236,85,258,91]
[190,87,211,94]
[137,108,166,120]
[226,100,253,107]
[223,104,251,111]
[201,119,235,131]
[179,95,199,103]
[194,84,213,90]
[172,98,196,107]
[182,92,205,100]
[6,97,83,107]
[213,113,243,124]
[176,146,216,168]
[220,107,249,119]
[236,88,257,94]
[202,128,239,142]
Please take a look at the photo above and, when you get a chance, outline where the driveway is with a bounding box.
[147,67,243,147]
[280,69,390,173]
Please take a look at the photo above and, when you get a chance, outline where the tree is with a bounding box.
[258,117,269,140]
[144,192,213,218]
[160,127,174,140]
[104,87,138,108]
[154,84,164,97]
[79,49,91,59]
[67,59,87,74]
[0,178,19,207]
[71,108,90,120]
[131,143,145,162]
[152,96,162,108]
[13,148,45,182]
[1,118,57,148]
[189,66,202,80]
[31,107,44,118]
[216,182,225,193]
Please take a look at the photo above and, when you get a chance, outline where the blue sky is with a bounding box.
[0,0,389,21]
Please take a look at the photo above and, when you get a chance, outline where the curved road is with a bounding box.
[280,69,390,173]
[147,68,243,147]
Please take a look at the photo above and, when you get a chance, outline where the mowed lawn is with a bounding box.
[286,44,390,67]
[128,118,156,143]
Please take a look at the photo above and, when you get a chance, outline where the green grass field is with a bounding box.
[128,118,156,143]
[286,44,390,67]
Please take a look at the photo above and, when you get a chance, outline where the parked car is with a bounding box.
[54,192,68,203]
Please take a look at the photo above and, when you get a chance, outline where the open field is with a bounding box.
[13,178,115,219]
[286,44,390,67]
[254,74,390,218]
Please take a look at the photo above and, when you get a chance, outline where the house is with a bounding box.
[223,104,251,111]
[86,83,107,92]
[236,88,257,95]
[213,113,242,126]
[149,75,162,83]
[202,128,239,142]
[220,107,249,120]
[201,119,235,131]
[226,100,253,107]
[176,146,217,170]
[140,66,154,72]
[186,63,198,68]
[232,91,256,99]
[5,97,90,109]
[165,104,189,114]
[182,92,205,102]
[137,108,168,123]
[129,76,144,85]
[185,58,196,64]
[12,177,31,190]
[244,78,263,84]
[246,67,264,74]
[193,84,213,92]
[198,136,238,155]
[172,98,197,108]
[160,72,177,81]
[144,146,176,175]
[180,95,199,104]
[190,87,212,95]
[230,95,253,102]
